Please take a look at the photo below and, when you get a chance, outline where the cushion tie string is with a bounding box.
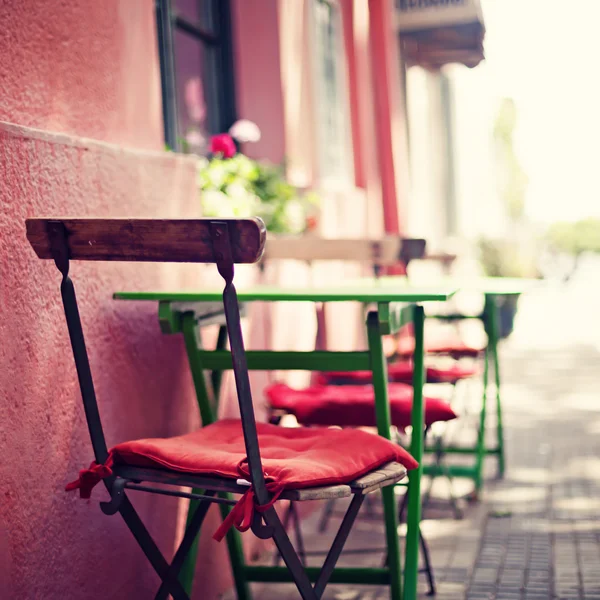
[213,458,284,542]
[66,454,284,542]
[65,453,114,499]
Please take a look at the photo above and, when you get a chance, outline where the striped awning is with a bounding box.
[396,0,485,69]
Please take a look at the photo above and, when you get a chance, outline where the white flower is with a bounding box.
[196,156,209,170]
[225,182,250,199]
[200,190,234,217]
[206,162,227,188]
[284,199,306,235]
[229,119,261,143]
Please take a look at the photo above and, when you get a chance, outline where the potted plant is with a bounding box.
[545,218,600,281]
[477,237,539,338]
[196,121,319,236]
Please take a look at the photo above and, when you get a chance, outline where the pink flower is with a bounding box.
[210,134,236,158]
[306,215,318,232]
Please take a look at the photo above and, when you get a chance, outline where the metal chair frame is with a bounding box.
[26,218,406,600]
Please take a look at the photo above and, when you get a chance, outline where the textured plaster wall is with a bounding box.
[0,1,257,596]
[0,0,163,151]
[0,123,249,599]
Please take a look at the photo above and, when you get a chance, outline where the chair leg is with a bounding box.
[419,527,436,596]
[273,502,294,566]
[492,330,505,479]
[473,345,489,499]
[384,508,437,597]
[424,430,463,520]
[219,498,252,600]
[274,502,307,567]
[262,493,367,600]
[363,488,379,518]
[118,495,190,600]
[394,483,438,595]
[291,502,307,566]
[398,483,409,523]
[263,507,319,600]
[313,494,364,598]
[155,492,216,600]
[317,498,337,533]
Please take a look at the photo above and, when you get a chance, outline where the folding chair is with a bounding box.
[316,361,477,520]
[26,217,419,600]
[265,381,457,594]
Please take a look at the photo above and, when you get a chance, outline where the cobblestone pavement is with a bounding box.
[241,279,600,600]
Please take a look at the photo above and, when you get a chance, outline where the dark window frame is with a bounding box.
[155,0,237,151]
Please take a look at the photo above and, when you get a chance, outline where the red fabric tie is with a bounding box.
[65,453,284,542]
[65,454,114,499]
[213,459,283,542]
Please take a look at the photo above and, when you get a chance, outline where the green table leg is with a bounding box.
[487,296,505,478]
[211,324,228,402]
[180,314,251,600]
[367,311,403,600]
[403,306,425,600]
[473,326,489,495]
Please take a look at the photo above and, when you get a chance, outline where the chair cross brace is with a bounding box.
[117,491,215,600]
[100,475,237,515]
[103,473,370,599]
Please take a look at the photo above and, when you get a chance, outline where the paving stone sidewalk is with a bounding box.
[242,282,600,600]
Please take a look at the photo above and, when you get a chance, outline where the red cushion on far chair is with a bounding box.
[427,363,478,383]
[397,337,482,359]
[318,361,477,385]
[266,383,457,430]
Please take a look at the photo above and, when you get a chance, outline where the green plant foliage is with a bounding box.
[493,98,528,222]
[546,218,600,256]
[197,154,319,235]
[477,238,540,279]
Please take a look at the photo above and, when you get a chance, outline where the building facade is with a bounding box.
[1,1,412,598]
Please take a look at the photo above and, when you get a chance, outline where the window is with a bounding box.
[310,0,352,182]
[156,0,236,153]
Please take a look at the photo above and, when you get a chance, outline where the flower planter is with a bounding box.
[497,295,519,340]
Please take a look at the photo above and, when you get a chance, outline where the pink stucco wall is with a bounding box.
[0,0,164,151]
[0,130,275,600]
[0,123,253,599]
[0,2,250,598]
[1,1,411,597]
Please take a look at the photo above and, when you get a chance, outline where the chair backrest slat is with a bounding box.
[262,236,426,265]
[26,218,266,264]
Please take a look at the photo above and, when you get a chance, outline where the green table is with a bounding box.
[342,276,536,496]
[115,283,457,600]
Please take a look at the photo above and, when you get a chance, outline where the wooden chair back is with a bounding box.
[26,218,266,264]
[262,235,426,270]
[26,217,270,500]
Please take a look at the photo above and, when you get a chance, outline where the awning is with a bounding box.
[396,0,485,70]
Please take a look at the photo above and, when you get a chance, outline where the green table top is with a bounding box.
[345,276,538,296]
[114,284,458,304]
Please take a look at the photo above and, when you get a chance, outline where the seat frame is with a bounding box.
[28,218,407,600]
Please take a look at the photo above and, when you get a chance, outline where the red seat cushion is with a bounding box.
[110,418,417,483]
[318,361,477,385]
[266,383,457,430]
[66,419,417,541]
[66,420,416,498]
